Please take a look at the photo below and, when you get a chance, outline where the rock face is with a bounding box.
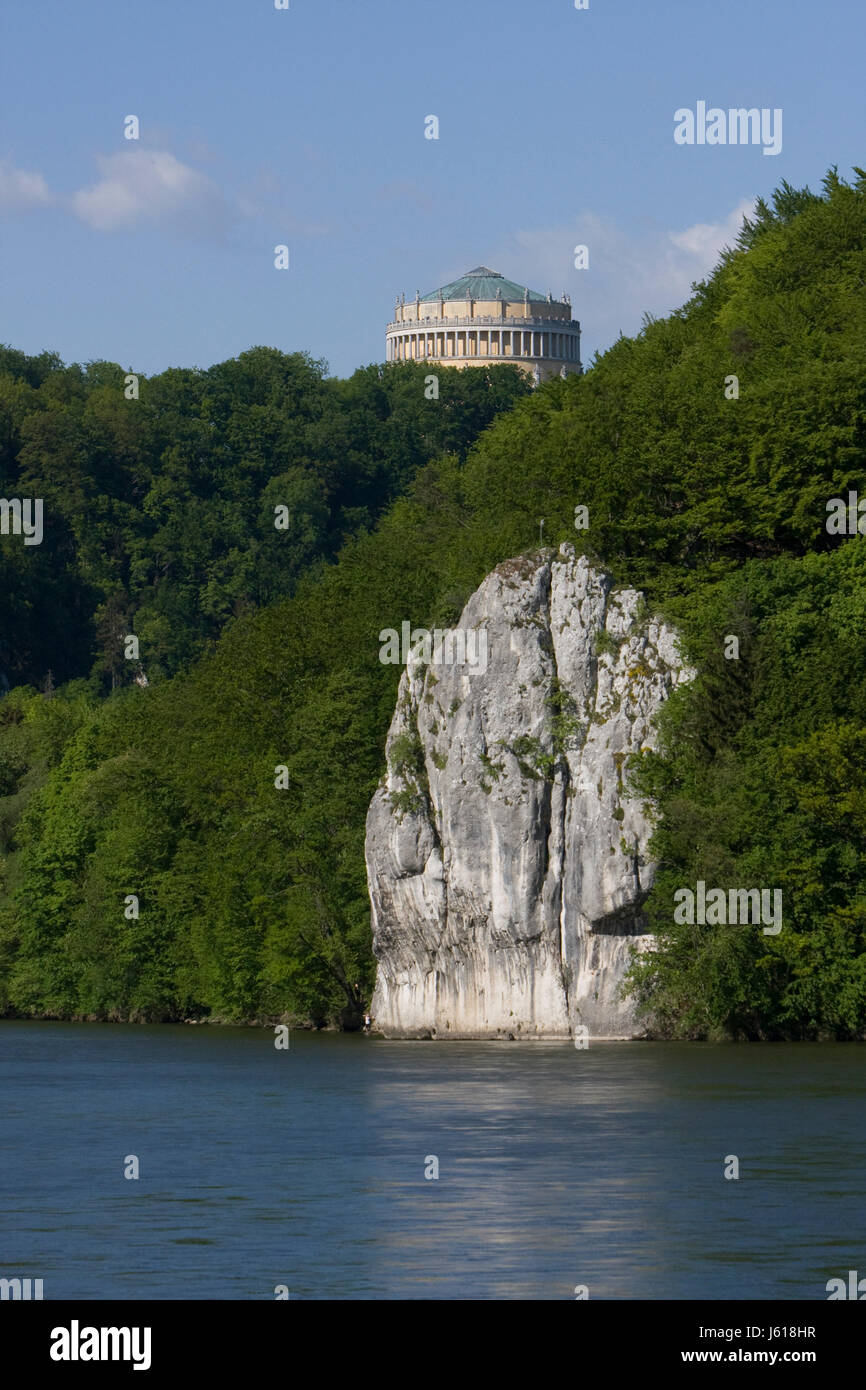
[366,546,693,1040]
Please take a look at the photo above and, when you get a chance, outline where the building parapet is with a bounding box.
[387,315,581,332]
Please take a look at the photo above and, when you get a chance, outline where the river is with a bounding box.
[1,1022,863,1299]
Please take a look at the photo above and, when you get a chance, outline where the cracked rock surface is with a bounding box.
[366,545,693,1039]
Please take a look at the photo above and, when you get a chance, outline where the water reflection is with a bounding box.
[0,1024,864,1298]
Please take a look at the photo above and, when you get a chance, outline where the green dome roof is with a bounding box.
[420,266,548,304]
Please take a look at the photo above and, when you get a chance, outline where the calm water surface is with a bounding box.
[1,1022,864,1299]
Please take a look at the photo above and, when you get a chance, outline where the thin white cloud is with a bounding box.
[0,147,328,246]
[72,149,232,237]
[669,199,755,263]
[488,198,757,356]
[0,160,52,210]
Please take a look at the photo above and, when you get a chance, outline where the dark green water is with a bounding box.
[1,1022,864,1299]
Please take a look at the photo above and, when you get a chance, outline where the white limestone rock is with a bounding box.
[366,546,693,1040]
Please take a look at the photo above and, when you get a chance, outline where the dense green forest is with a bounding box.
[1,168,864,1036]
[0,349,531,688]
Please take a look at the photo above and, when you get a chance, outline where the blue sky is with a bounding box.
[1,0,863,379]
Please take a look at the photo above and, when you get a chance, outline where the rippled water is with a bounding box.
[1,1022,864,1299]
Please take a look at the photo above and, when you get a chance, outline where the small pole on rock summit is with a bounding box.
[539,518,545,544]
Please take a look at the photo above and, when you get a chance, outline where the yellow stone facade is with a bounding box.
[386,266,581,382]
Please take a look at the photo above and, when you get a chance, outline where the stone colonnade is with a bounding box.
[386,325,581,363]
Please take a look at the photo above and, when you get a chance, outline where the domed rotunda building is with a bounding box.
[386,266,581,383]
